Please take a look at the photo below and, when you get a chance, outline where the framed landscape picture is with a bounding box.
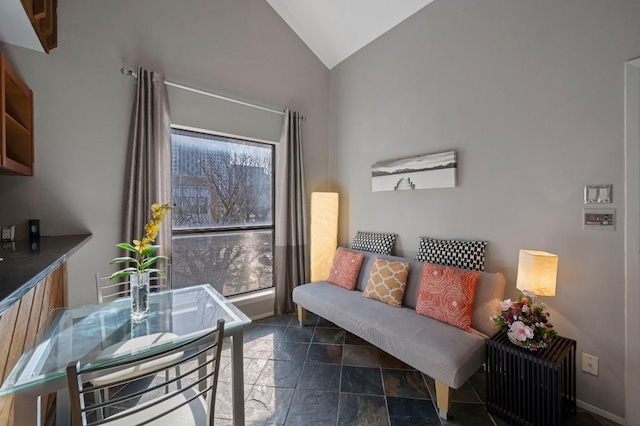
[372,150,457,192]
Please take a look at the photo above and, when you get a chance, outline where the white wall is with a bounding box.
[0,0,330,307]
[329,0,640,418]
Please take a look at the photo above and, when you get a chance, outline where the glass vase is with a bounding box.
[130,272,150,321]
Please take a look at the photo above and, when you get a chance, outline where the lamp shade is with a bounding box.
[516,250,558,296]
[310,192,339,282]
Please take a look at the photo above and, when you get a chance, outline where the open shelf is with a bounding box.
[1,53,33,176]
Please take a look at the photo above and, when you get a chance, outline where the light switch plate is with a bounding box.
[584,184,612,204]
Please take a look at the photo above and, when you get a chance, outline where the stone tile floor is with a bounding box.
[210,312,617,426]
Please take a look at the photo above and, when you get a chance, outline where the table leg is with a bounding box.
[56,389,70,426]
[14,394,38,426]
[231,331,245,426]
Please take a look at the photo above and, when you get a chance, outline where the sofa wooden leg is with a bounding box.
[297,305,307,327]
[435,380,451,420]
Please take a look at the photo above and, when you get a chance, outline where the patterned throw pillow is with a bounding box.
[415,262,480,332]
[362,258,410,307]
[415,237,488,271]
[351,231,397,255]
[327,248,365,290]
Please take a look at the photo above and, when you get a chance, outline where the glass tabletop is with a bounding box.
[0,284,251,396]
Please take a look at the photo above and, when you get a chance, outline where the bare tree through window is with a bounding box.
[171,129,274,296]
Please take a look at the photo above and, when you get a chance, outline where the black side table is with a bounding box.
[486,332,577,426]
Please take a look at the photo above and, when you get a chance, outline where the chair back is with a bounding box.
[95,264,171,304]
[66,319,225,426]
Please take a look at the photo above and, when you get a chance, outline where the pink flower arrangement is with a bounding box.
[491,290,557,351]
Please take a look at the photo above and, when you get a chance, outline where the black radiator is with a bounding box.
[486,332,577,426]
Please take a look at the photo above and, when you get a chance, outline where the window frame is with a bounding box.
[170,124,277,297]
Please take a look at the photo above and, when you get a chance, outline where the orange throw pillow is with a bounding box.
[362,258,410,307]
[416,263,479,332]
[327,248,365,290]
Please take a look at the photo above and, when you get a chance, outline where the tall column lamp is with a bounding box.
[310,192,339,282]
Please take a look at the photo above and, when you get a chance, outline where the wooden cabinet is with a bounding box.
[20,0,58,53]
[1,53,33,176]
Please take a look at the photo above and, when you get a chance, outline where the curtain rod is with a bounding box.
[121,67,305,120]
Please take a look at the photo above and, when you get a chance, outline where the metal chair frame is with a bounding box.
[95,264,171,304]
[67,319,225,426]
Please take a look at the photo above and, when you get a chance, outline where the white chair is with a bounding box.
[67,319,225,426]
[93,267,179,418]
[95,265,171,304]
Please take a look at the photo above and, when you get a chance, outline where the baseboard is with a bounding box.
[577,399,625,425]
[228,288,275,320]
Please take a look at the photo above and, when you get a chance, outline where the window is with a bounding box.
[171,127,274,297]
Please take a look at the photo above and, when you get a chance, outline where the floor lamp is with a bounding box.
[310,192,339,282]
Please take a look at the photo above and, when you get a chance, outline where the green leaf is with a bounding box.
[108,268,137,281]
[142,268,164,275]
[143,245,161,256]
[109,256,139,265]
[141,255,169,269]
[116,243,139,254]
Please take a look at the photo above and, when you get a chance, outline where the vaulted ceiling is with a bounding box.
[266,0,435,69]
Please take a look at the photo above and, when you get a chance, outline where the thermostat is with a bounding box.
[583,208,615,231]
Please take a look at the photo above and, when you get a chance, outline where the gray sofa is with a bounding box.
[292,249,506,419]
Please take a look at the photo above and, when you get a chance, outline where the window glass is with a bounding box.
[171,128,274,296]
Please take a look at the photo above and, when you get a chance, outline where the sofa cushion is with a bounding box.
[415,237,488,271]
[348,249,505,336]
[351,231,398,255]
[416,263,479,332]
[327,248,365,290]
[362,258,410,307]
[292,282,486,388]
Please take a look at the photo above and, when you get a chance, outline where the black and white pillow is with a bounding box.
[415,237,488,271]
[351,231,398,255]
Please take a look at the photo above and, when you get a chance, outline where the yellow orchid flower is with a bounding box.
[133,238,152,254]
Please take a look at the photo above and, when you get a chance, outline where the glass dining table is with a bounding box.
[0,284,251,426]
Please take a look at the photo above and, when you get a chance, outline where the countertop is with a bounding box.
[0,234,92,315]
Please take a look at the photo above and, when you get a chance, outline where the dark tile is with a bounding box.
[306,343,343,364]
[251,325,287,341]
[341,366,384,396]
[568,410,606,426]
[378,351,414,370]
[468,372,486,403]
[423,376,480,404]
[282,325,315,343]
[297,362,341,391]
[244,338,277,360]
[214,380,253,420]
[343,345,380,367]
[258,314,295,326]
[273,341,310,362]
[441,402,494,426]
[390,416,441,426]
[245,385,295,425]
[387,397,438,418]
[338,393,388,426]
[382,369,429,400]
[313,328,346,345]
[285,389,339,425]
[296,312,319,327]
[317,317,339,328]
[219,357,267,385]
[255,360,304,388]
[345,332,372,346]
[591,412,620,426]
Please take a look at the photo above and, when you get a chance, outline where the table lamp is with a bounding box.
[310,192,339,282]
[516,249,558,300]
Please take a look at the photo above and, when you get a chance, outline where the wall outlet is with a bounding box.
[582,353,599,376]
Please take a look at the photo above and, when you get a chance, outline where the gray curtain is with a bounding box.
[122,67,172,258]
[274,110,309,314]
